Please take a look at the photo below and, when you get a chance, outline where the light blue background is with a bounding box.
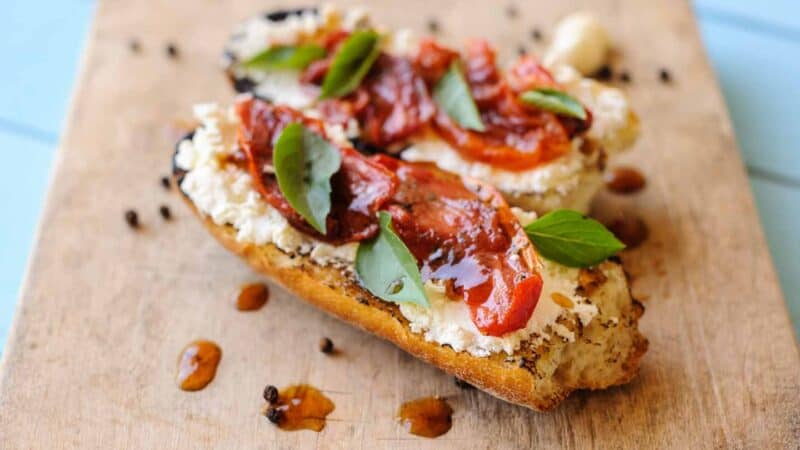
[1,1,798,349]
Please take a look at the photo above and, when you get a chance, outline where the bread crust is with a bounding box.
[176,178,647,411]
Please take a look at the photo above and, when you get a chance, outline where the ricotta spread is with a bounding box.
[401,133,590,195]
[226,5,370,109]
[551,65,636,154]
[176,102,601,357]
[175,103,357,266]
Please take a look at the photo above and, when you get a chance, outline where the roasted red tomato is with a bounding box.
[415,38,460,84]
[355,54,436,147]
[506,54,558,92]
[307,54,435,148]
[374,154,543,336]
[236,97,397,243]
[424,39,576,171]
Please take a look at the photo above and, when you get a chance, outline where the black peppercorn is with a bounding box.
[454,377,475,390]
[263,385,279,404]
[265,406,284,424]
[319,337,334,354]
[129,39,141,53]
[659,68,671,83]
[594,64,612,81]
[517,45,527,56]
[160,176,171,190]
[159,205,171,220]
[166,43,179,58]
[506,4,518,18]
[124,210,139,228]
[530,28,542,41]
[427,18,440,34]
[619,71,631,83]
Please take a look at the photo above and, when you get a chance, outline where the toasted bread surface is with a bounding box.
[176,178,647,411]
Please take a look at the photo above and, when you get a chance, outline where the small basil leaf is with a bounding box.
[241,44,326,70]
[519,88,587,120]
[433,61,486,132]
[356,212,429,308]
[524,209,624,267]
[273,123,342,234]
[320,30,382,99]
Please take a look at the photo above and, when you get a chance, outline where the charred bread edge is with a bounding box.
[171,136,648,411]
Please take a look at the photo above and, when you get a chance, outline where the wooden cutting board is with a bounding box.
[1,0,798,448]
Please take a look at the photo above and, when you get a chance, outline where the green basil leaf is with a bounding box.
[320,30,382,99]
[519,88,587,120]
[273,123,342,234]
[524,209,624,267]
[355,212,429,308]
[241,44,326,70]
[433,61,486,132]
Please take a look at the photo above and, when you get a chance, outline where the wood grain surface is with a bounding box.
[1,0,798,448]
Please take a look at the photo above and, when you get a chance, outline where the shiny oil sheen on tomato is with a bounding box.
[375,155,543,336]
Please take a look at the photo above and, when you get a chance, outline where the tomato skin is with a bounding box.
[506,55,558,92]
[426,39,576,171]
[373,155,544,336]
[468,266,543,337]
[236,98,397,244]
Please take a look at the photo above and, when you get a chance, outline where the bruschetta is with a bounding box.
[172,97,647,411]
[222,6,639,214]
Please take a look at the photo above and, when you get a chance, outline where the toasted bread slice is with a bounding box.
[176,190,646,411]
[172,110,647,410]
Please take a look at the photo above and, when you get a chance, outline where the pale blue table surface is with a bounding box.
[1,1,798,349]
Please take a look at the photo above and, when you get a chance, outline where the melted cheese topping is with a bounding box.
[176,103,600,356]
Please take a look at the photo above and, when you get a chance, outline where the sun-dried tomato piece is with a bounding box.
[236,98,397,243]
[374,154,543,336]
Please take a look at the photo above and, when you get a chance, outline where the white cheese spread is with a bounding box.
[401,133,589,195]
[399,258,599,357]
[175,103,357,266]
[226,5,371,109]
[551,65,636,154]
[176,102,601,357]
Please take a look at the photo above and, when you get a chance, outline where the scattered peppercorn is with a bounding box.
[427,18,440,34]
[454,377,475,390]
[128,39,141,53]
[263,385,279,404]
[659,68,671,83]
[506,4,518,18]
[159,205,171,220]
[166,43,179,58]
[619,71,631,83]
[517,45,527,56]
[319,337,334,354]
[160,176,171,190]
[265,406,284,424]
[594,64,612,81]
[124,210,139,228]
[530,28,542,41]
